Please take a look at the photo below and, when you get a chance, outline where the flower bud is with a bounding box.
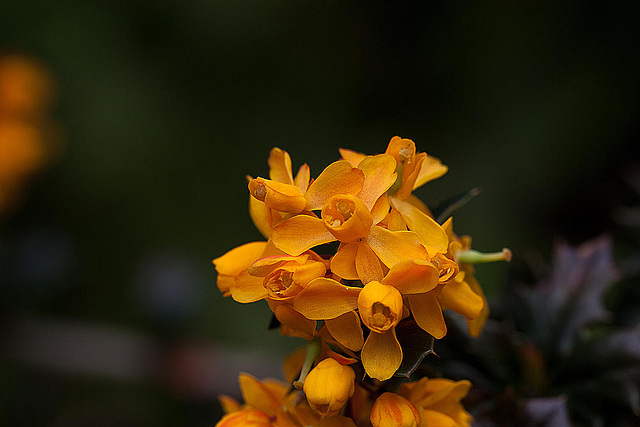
[370,392,421,427]
[303,358,355,416]
[321,194,373,242]
[215,409,272,427]
[358,281,403,333]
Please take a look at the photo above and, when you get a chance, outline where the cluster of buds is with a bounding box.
[214,137,510,426]
[0,53,58,214]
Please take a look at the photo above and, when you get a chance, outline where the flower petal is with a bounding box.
[420,410,458,427]
[293,277,361,320]
[330,243,359,280]
[305,160,365,210]
[325,311,364,351]
[238,373,287,416]
[395,152,426,200]
[413,154,448,190]
[274,303,316,340]
[437,279,484,320]
[408,293,447,339]
[213,241,268,276]
[366,226,427,268]
[391,197,448,254]
[249,254,308,276]
[361,329,402,381]
[272,214,336,256]
[339,147,367,168]
[465,274,488,337]
[356,154,397,210]
[248,196,273,238]
[370,194,391,225]
[356,242,384,284]
[268,147,294,185]
[230,270,268,303]
[383,259,439,294]
[294,163,311,192]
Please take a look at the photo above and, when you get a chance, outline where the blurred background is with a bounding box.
[0,1,639,425]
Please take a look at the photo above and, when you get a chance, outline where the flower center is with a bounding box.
[324,198,355,227]
[371,302,394,329]
[265,270,293,296]
[253,182,267,201]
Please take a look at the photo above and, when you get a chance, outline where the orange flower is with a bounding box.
[340,136,448,201]
[370,392,421,427]
[292,256,444,380]
[216,409,273,427]
[397,377,473,427]
[270,154,396,257]
[0,54,58,215]
[249,150,366,236]
[248,147,311,238]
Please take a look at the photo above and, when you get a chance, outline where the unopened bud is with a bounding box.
[303,358,355,416]
[370,392,421,427]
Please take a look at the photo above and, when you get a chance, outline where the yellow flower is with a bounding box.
[370,392,421,427]
[303,358,356,416]
[398,377,473,427]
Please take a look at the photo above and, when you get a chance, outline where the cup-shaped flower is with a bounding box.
[248,253,327,301]
[303,358,355,416]
[370,392,421,427]
[215,409,273,427]
[358,281,403,333]
[321,194,374,243]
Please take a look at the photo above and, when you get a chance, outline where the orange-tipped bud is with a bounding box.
[215,409,272,427]
[370,392,421,427]
[248,177,307,214]
[303,358,355,416]
[321,194,373,242]
[358,281,403,333]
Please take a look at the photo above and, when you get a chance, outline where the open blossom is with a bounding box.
[213,138,508,425]
[398,377,473,427]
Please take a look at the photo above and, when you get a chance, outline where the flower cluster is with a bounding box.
[214,137,510,426]
[0,53,58,215]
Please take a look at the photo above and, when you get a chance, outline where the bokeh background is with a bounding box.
[1,2,639,425]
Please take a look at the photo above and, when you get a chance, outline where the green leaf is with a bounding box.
[394,319,435,378]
